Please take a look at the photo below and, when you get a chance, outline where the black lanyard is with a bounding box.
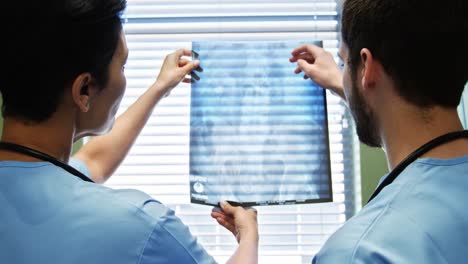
[0,142,94,183]
[367,130,468,204]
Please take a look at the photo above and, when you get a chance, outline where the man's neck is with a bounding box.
[380,105,467,170]
[0,116,75,163]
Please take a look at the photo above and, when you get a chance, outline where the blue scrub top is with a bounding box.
[0,159,216,264]
[313,155,468,263]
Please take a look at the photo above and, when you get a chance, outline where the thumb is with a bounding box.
[297,59,316,77]
[297,59,312,70]
[181,60,200,73]
[220,200,238,215]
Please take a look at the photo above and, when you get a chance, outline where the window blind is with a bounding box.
[105,0,360,262]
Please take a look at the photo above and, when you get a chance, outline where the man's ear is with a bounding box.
[71,73,97,113]
[359,48,378,92]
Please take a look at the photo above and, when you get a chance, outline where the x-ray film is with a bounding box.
[189,40,332,206]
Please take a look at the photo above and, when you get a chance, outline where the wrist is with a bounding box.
[329,73,345,100]
[149,81,171,96]
[239,229,259,243]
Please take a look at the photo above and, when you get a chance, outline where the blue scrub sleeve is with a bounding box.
[138,200,218,264]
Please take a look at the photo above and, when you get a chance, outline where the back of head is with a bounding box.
[0,0,127,123]
[342,0,468,108]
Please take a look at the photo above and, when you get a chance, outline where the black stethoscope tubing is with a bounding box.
[367,130,468,204]
[0,142,94,183]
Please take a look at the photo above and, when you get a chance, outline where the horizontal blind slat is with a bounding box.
[128,0,335,4]
[124,32,339,41]
[124,21,337,34]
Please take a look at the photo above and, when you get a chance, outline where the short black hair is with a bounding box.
[342,0,468,108]
[0,0,127,122]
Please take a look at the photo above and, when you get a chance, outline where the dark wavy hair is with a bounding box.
[0,0,127,122]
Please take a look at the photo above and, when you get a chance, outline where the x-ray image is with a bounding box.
[189,40,332,206]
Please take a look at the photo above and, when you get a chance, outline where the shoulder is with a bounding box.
[313,203,447,263]
[115,189,216,263]
[1,160,215,263]
[68,158,172,220]
[68,159,190,232]
[314,158,468,263]
[76,182,173,227]
[312,200,389,263]
[74,183,216,263]
[138,211,217,263]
